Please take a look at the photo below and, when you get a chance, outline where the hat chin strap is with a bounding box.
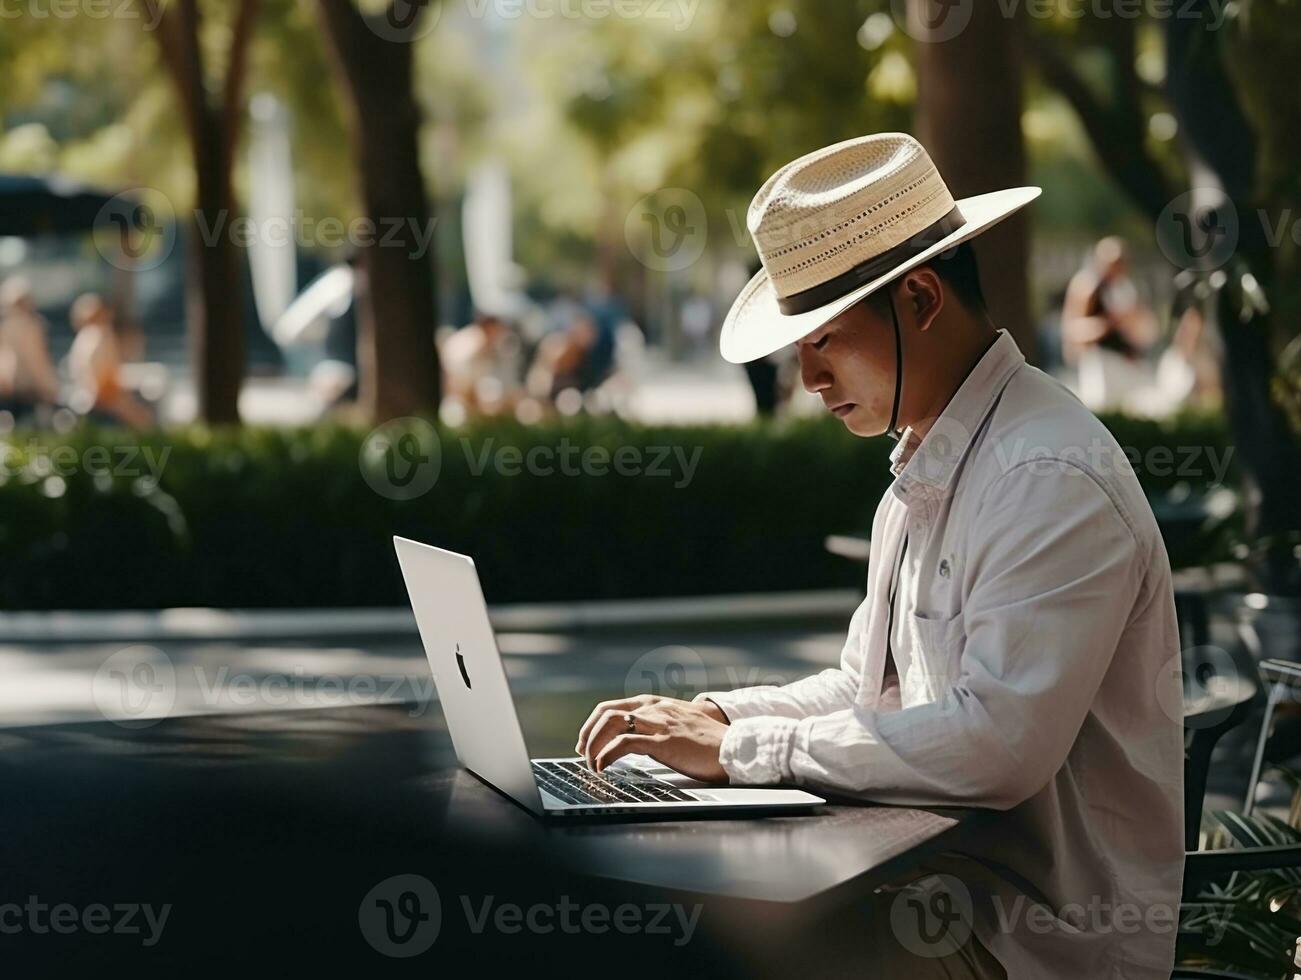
[885,290,905,441]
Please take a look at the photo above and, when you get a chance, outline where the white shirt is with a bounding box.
[698,332,1184,978]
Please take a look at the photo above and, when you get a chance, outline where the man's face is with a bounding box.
[795,295,899,437]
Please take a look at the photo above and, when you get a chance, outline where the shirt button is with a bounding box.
[939,559,951,578]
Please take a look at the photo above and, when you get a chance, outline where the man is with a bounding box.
[0,276,61,415]
[576,134,1183,977]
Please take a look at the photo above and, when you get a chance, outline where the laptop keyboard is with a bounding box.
[532,760,699,806]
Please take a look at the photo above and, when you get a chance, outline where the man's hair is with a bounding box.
[864,240,987,319]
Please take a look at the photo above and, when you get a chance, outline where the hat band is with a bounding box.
[776,206,965,315]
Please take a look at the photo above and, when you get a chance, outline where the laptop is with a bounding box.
[393,536,825,818]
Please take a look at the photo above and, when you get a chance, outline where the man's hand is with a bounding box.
[574,694,730,783]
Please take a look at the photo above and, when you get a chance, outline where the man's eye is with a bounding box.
[813,335,830,350]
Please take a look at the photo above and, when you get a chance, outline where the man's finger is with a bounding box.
[574,696,653,754]
[594,733,665,773]
[584,706,664,770]
[584,708,631,770]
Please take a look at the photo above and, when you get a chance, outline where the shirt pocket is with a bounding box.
[907,609,965,703]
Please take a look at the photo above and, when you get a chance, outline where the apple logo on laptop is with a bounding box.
[455,644,472,689]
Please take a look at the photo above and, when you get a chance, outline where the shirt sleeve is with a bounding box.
[692,597,866,722]
[717,462,1146,806]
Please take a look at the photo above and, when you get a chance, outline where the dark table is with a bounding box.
[0,703,988,976]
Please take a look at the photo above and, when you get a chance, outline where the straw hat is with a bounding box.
[721,133,1040,364]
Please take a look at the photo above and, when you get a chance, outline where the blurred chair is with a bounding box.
[1182,653,1257,852]
[1178,659,1301,979]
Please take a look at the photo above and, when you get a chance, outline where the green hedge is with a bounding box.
[0,413,1236,610]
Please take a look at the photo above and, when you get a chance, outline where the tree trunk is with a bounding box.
[315,0,440,423]
[140,0,258,425]
[353,91,440,422]
[911,0,1035,362]
[188,107,245,425]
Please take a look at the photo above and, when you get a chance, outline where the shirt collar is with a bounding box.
[890,330,1026,497]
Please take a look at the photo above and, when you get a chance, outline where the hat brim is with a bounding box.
[720,186,1042,364]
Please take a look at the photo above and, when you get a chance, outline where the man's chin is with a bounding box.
[837,410,883,438]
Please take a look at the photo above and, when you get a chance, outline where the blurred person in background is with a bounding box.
[66,293,153,429]
[526,291,620,411]
[441,310,522,417]
[527,306,600,406]
[0,276,61,418]
[581,284,622,385]
[1061,237,1159,410]
[1156,270,1222,411]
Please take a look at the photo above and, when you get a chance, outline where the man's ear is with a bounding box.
[901,267,944,332]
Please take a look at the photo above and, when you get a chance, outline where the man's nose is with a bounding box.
[798,347,831,394]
